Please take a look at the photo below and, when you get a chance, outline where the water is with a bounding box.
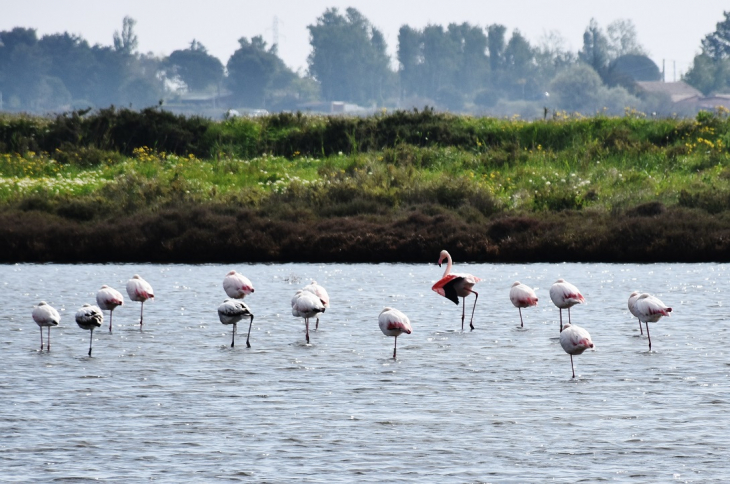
[1,262,728,482]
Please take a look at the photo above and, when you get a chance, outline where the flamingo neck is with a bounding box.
[442,253,453,278]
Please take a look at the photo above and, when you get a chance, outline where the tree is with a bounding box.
[684,53,730,95]
[307,7,392,105]
[167,40,224,91]
[606,19,646,59]
[607,54,661,84]
[487,24,507,74]
[701,11,730,60]
[502,30,536,99]
[549,63,603,111]
[38,33,98,103]
[226,36,289,108]
[579,19,609,77]
[113,16,138,56]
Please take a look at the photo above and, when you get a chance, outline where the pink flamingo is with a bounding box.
[627,291,644,335]
[218,299,254,348]
[302,280,330,329]
[126,275,154,328]
[431,250,481,330]
[96,285,124,333]
[560,323,594,378]
[378,307,412,359]
[634,293,672,350]
[549,279,585,333]
[32,301,60,351]
[291,290,325,344]
[75,304,103,356]
[223,270,255,299]
[509,281,538,327]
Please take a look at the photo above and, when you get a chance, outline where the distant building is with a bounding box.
[636,81,702,103]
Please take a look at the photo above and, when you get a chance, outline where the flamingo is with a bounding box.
[549,279,585,333]
[218,299,254,348]
[509,281,538,328]
[633,293,672,351]
[302,280,330,329]
[96,285,124,334]
[560,323,594,378]
[126,275,154,328]
[32,301,60,351]
[75,304,103,357]
[627,291,644,335]
[431,250,481,331]
[291,290,325,344]
[378,307,412,359]
[223,270,255,299]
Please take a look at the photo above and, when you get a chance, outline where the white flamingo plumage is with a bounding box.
[75,304,103,357]
[431,250,481,331]
[32,301,60,351]
[218,299,254,348]
[378,307,412,359]
[291,290,325,344]
[126,275,154,328]
[559,323,594,378]
[633,293,672,351]
[302,280,330,329]
[549,279,585,333]
[223,270,255,299]
[96,285,124,334]
[627,291,644,335]
[509,281,538,328]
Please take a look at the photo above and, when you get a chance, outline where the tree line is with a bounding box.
[0,9,727,117]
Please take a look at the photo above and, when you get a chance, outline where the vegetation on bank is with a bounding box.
[1,108,729,262]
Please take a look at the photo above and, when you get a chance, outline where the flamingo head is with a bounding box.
[437,250,449,267]
[512,281,521,287]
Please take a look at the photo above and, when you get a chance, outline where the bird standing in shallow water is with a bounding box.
[378,307,412,359]
[431,250,481,331]
[291,290,325,344]
[549,279,585,333]
[633,293,672,351]
[302,280,330,329]
[75,304,103,356]
[126,275,154,329]
[218,299,254,348]
[223,270,254,299]
[96,285,124,334]
[559,323,594,378]
[32,301,60,351]
[509,281,538,328]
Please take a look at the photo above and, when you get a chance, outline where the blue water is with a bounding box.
[1,262,728,482]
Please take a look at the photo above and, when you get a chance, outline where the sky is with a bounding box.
[2,1,728,79]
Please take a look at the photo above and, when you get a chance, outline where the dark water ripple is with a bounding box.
[1,262,728,482]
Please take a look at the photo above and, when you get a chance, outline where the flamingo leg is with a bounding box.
[316,317,319,330]
[109,310,113,334]
[461,299,466,331]
[246,315,254,348]
[231,323,236,348]
[88,328,94,357]
[568,307,572,325]
[47,326,51,351]
[393,335,398,359]
[469,290,479,330]
[139,301,144,329]
[570,354,575,378]
[559,309,563,333]
[39,327,43,351]
[518,308,524,328]
[637,317,643,335]
[305,318,310,344]
[645,321,652,351]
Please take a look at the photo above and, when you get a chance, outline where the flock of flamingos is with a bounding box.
[30,250,673,378]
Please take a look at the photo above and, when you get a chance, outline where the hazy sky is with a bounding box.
[2,1,728,78]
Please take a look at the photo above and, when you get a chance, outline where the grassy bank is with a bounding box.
[1,108,729,262]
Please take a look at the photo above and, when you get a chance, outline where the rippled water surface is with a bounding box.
[1,262,728,482]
